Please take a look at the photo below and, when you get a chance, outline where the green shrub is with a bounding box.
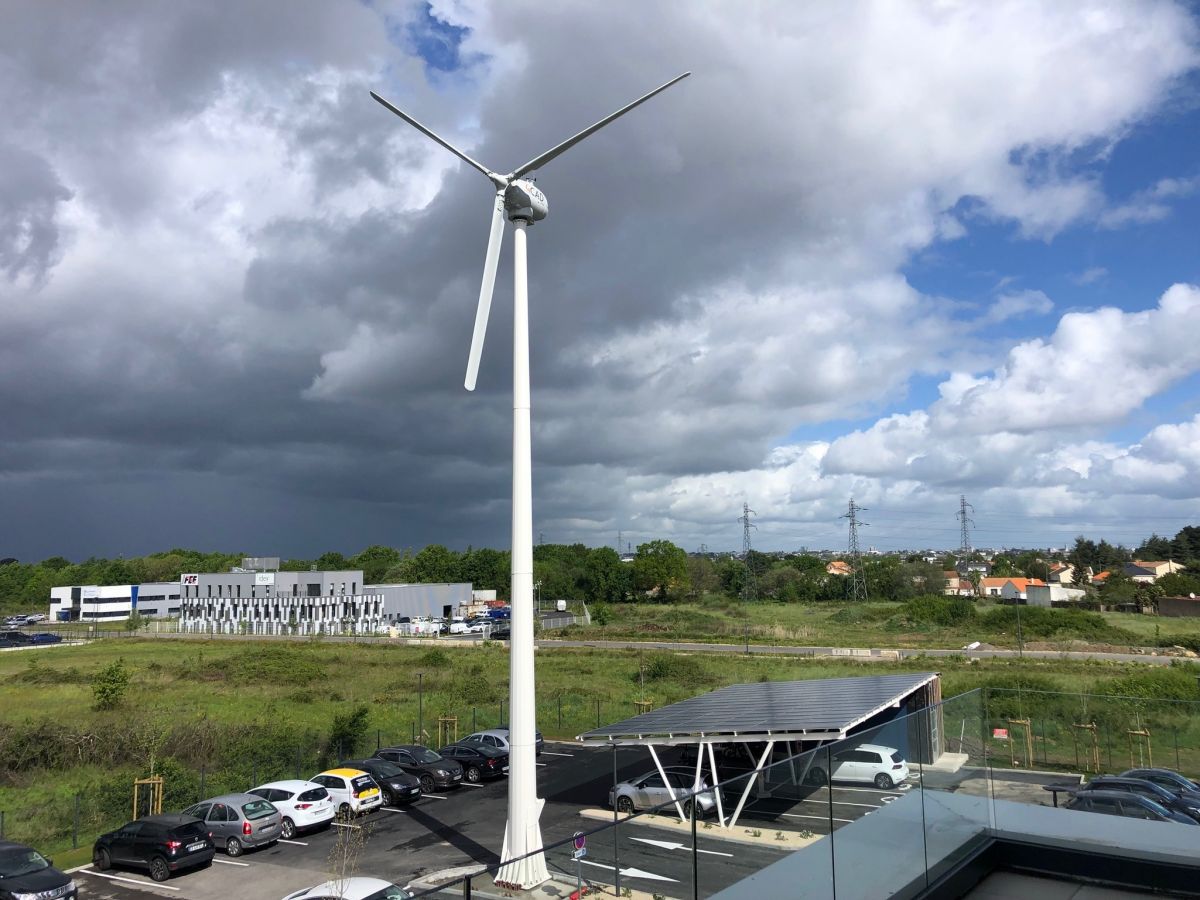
[977,607,1137,643]
[92,659,130,710]
[904,595,976,626]
[328,704,370,758]
[419,647,451,668]
[638,654,710,687]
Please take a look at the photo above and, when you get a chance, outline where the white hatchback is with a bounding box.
[310,769,383,817]
[249,780,336,839]
[828,743,910,789]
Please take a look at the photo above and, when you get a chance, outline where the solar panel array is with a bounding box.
[579,672,938,741]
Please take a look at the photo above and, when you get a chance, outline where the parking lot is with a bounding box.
[64,741,927,899]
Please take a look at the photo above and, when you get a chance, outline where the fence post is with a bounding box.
[1175,728,1180,771]
[1,809,5,839]
[472,708,477,732]
[295,746,301,780]
[412,721,416,743]
[74,793,80,849]
[200,766,206,800]
[558,697,563,730]
[596,698,601,728]
[1106,729,1113,770]
[377,729,381,752]
[252,761,258,789]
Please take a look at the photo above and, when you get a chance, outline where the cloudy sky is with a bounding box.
[2,1,1199,561]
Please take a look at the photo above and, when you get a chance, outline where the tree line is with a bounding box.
[2,523,1196,615]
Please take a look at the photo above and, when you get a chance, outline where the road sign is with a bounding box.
[573,831,586,851]
[572,847,587,860]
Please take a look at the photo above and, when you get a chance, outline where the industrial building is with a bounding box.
[49,557,473,634]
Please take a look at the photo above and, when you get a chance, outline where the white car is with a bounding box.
[283,877,410,900]
[447,619,470,634]
[309,769,384,817]
[817,743,910,789]
[249,780,336,839]
[460,727,544,757]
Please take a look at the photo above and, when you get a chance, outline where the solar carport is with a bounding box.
[578,671,942,828]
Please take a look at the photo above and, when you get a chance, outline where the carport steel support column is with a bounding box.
[728,741,775,829]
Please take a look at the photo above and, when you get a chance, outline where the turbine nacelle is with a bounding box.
[504,180,547,224]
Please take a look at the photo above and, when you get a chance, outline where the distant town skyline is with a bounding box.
[2,2,1198,561]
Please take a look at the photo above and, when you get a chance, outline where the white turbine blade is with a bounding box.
[508,72,690,180]
[465,193,507,391]
[370,90,495,181]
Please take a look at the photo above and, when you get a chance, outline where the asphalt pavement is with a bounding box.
[68,742,901,899]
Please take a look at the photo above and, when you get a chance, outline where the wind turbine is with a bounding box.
[371,71,689,889]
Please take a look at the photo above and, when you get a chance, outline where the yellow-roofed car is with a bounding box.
[309,769,383,818]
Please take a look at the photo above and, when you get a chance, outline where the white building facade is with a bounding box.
[49,582,181,622]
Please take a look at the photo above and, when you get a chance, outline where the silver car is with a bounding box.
[609,769,719,817]
[182,792,282,856]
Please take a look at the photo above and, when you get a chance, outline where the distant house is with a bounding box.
[826,560,852,576]
[1124,561,1184,583]
[1048,563,1091,585]
[1092,570,1111,584]
[1027,584,1087,607]
[980,577,1045,601]
[942,571,975,596]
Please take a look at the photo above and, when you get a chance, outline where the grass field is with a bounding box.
[3,636,1200,859]
[567,599,1200,650]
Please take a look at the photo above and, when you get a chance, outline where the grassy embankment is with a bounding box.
[561,598,1200,651]
[2,636,1199,858]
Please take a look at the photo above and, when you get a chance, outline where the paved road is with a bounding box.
[39,628,1183,666]
[539,638,1181,666]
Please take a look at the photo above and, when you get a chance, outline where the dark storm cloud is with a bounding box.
[0,143,71,282]
[0,1,1197,560]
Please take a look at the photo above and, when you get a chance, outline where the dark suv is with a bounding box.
[0,840,77,899]
[374,745,463,792]
[1077,775,1200,822]
[339,758,423,805]
[93,814,215,882]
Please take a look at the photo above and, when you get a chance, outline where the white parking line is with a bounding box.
[536,762,547,767]
[823,786,904,797]
[420,794,449,800]
[542,751,574,757]
[332,822,361,829]
[279,839,308,846]
[778,797,882,809]
[81,868,181,891]
[779,812,855,824]
[214,858,250,866]
[460,782,485,788]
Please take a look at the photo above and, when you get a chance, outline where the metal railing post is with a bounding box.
[74,794,80,848]
[691,786,699,900]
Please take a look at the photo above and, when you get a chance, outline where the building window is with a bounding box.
[307,583,321,597]
[237,585,241,598]
[352,582,357,594]
[207,585,212,598]
[292,584,298,597]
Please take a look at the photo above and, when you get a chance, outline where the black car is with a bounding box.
[0,840,77,899]
[374,745,463,792]
[439,744,508,782]
[1121,768,1200,803]
[93,814,215,882]
[1076,776,1200,822]
[487,624,511,640]
[340,758,423,805]
[1065,789,1198,824]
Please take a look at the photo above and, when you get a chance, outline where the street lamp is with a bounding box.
[535,581,542,614]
